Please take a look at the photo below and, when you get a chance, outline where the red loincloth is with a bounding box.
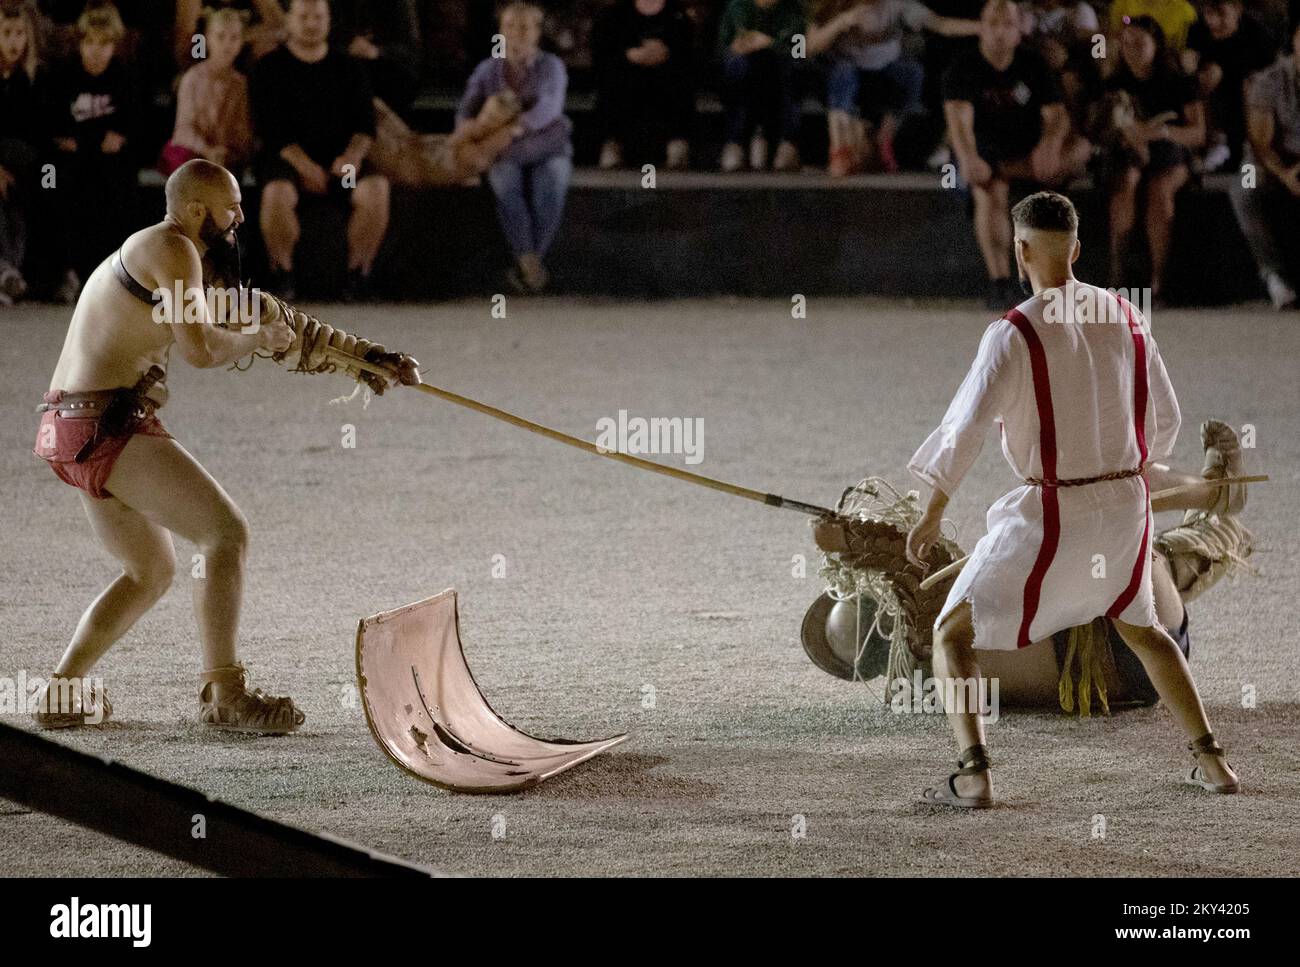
[33,391,172,500]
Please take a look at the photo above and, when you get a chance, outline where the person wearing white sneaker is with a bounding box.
[718,0,806,171]
[592,0,697,171]
[1229,21,1300,311]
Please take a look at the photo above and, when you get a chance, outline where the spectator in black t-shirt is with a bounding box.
[251,0,388,299]
[0,0,45,305]
[943,0,1088,307]
[1093,15,1204,298]
[1183,0,1279,170]
[593,0,696,171]
[331,0,423,118]
[48,2,141,301]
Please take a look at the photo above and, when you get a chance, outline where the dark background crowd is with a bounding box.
[0,0,1298,306]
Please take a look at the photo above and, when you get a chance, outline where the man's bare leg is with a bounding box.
[1145,165,1188,298]
[972,179,1012,280]
[347,175,390,276]
[259,179,300,272]
[930,600,994,800]
[1108,166,1142,284]
[1110,617,1237,788]
[52,495,177,679]
[101,434,249,696]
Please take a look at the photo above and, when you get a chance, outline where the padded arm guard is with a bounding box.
[257,291,418,395]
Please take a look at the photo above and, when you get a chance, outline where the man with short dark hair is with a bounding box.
[942,0,1088,308]
[251,0,389,298]
[904,190,1239,807]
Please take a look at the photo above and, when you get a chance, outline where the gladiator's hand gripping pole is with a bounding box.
[325,346,836,518]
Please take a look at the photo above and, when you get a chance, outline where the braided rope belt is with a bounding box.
[1024,466,1144,488]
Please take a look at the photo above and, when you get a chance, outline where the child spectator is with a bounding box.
[159,8,252,175]
[718,0,807,171]
[0,0,44,305]
[808,0,980,175]
[173,0,286,67]
[1184,0,1279,170]
[593,0,696,171]
[48,1,140,302]
[252,0,388,299]
[1093,15,1204,300]
[1229,20,1300,308]
[457,0,573,293]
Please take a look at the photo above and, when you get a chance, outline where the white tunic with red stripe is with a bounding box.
[908,283,1180,651]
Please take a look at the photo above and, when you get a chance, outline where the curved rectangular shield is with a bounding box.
[355,588,628,793]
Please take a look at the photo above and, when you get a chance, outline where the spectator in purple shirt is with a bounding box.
[458,1,573,294]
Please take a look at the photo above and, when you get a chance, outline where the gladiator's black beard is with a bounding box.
[200,214,243,286]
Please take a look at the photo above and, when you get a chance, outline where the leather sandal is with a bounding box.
[921,743,995,808]
[199,663,305,735]
[32,675,112,729]
[1184,732,1240,794]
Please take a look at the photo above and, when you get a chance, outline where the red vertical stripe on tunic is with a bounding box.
[1005,309,1060,648]
[1107,295,1152,619]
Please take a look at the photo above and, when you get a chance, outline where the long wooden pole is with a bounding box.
[325,348,835,517]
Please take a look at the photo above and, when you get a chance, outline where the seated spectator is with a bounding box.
[1229,20,1300,308]
[252,0,388,299]
[1022,0,1102,124]
[943,0,1087,307]
[457,0,573,294]
[174,0,286,67]
[0,0,45,305]
[593,0,695,171]
[159,8,252,176]
[808,0,980,175]
[1183,0,1279,170]
[1092,15,1204,299]
[717,0,807,172]
[332,0,423,118]
[48,1,140,303]
[1107,0,1198,56]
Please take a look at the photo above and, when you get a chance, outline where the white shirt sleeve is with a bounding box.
[1145,333,1180,461]
[908,320,1022,496]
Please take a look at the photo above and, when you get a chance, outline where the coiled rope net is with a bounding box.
[817,477,965,702]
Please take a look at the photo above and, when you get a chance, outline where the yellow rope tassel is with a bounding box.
[1058,629,1078,714]
[1058,620,1111,717]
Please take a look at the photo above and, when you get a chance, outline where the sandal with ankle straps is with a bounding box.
[1185,732,1240,794]
[199,663,305,735]
[920,743,995,809]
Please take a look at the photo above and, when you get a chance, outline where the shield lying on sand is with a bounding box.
[356,589,628,793]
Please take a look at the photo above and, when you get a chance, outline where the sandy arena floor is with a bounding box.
[2,297,1297,877]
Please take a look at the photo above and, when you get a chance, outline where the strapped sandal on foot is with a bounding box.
[920,743,995,809]
[199,663,305,735]
[1184,732,1240,794]
[32,675,112,729]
